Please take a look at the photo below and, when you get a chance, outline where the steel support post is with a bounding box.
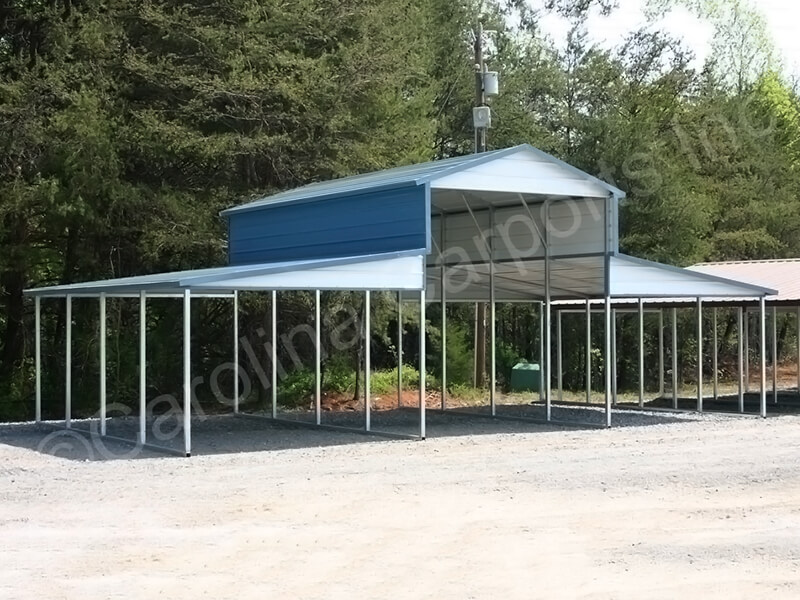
[65,295,72,428]
[585,299,591,404]
[738,307,744,413]
[712,307,718,401]
[419,290,426,439]
[697,298,703,412]
[658,309,664,397]
[759,297,767,417]
[316,289,321,425]
[365,290,371,431]
[233,290,239,414]
[611,309,617,406]
[557,310,563,403]
[183,290,192,457]
[672,307,678,409]
[604,294,612,427]
[638,298,644,408]
[139,291,147,444]
[272,290,277,419]
[35,296,41,423]
[772,306,778,405]
[397,293,403,408]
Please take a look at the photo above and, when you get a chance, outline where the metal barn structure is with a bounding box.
[24,144,775,456]
[550,259,800,416]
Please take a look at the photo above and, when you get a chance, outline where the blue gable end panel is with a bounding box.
[228,183,428,265]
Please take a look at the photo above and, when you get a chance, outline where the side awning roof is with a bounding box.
[24,251,426,298]
[608,255,776,298]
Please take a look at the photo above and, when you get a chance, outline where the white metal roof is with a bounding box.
[222,144,625,216]
[24,251,426,298]
[609,255,775,297]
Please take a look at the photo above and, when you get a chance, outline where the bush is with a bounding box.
[447,383,486,404]
[276,368,314,408]
[371,366,422,394]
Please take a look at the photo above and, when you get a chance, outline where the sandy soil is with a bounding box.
[1,413,800,599]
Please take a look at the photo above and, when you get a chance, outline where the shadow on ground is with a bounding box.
[0,399,741,462]
[616,389,800,414]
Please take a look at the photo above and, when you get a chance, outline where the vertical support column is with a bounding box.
[441,287,447,412]
[183,289,192,457]
[658,309,664,397]
[585,300,591,404]
[419,289,426,439]
[441,214,447,411]
[365,290,371,431]
[772,306,778,405]
[744,310,750,392]
[712,307,718,401]
[557,310,563,403]
[489,207,496,416]
[544,199,552,420]
[737,307,744,413]
[538,302,544,402]
[233,290,239,414]
[139,291,147,444]
[544,273,551,419]
[671,307,678,409]
[271,290,277,419]
[35,296,41,423]
[65,294,72,428]
[796,306,800,394]
[697,298,703,412]
[638,298,644,408]
[611,309,617,406]
[604,294,612,428]
[759,297,767,418]
[397,293,403,408]
[99,293,107,436]
[315,289,321,425]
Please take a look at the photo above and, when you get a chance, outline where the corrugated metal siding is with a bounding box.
[228,183,428,265]
[429,197,606,268]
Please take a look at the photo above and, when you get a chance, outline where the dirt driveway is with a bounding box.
[1,413,799,599]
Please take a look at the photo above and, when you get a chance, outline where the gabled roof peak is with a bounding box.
[221,144,625,217]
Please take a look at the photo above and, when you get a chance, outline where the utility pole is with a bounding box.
[473,22,487,388]
[474,22,487,153]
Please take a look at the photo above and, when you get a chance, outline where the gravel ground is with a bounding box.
[1,411,799,599]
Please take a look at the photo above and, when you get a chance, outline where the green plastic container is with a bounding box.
[510,361,540,392]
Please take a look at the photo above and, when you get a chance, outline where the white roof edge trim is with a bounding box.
[24,249,428,297]
[612,254,778,297]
